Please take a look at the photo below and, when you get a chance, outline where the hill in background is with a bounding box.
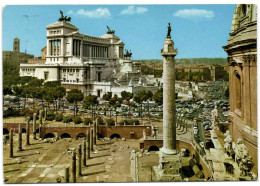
[138,58,227,66]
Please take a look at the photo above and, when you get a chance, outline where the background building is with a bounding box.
[2,37,34,66]
[20,19,160,97]
[223,4,257,173]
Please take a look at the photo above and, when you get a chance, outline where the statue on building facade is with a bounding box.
[167,23,171,38]
[224,130,234,157]
[233,138,248,164]
[239,156,255,177]
[106,26,115,34]
[211,105,219,129]
[58,10,71,22]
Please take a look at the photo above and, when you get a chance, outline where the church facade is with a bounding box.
[223,4,257,173]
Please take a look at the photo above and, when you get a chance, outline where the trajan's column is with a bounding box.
[155,23,182,181]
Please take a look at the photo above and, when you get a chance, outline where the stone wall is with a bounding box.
[3,123,151,140]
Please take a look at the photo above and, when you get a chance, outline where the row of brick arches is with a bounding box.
[43,132,122,139]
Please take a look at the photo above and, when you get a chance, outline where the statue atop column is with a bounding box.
[167,23,171,38]
[58,10,71,22]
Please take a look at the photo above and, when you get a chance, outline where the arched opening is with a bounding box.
[224,162,234,174]
[22,128,26,133]
[61,133,71,139]
[44,133,55,139]
[98,133,104,138]
[76,133,86,139]
[110,133,121,139]
[3,128,9,135]
[148,145,159,152]
[36,128,39,133]
[180,148,190,157]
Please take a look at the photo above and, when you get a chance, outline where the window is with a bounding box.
[44,72,49,80]
[97,90,101,97]
[97,72,102,82]
[234,71,241,110]
[241,4,248,16]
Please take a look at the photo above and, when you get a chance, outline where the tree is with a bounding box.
[84,94,98,118]
[225,87,229,98]
[67,89,84,117]
[43,87,54,110]
[12,85,23,108]
[102,92,112,116]
[102,92,112,101]
[20,85,31,109]
[109,94,122,123]
[3,86,13,100]
[135,90,153,119]
[134,94,142,117]
[153,88,163,105]
[144,90,153,121]
[18,76,36,85]
[54,86,66,113]
[121,91,133,114]
[28,78,44,87]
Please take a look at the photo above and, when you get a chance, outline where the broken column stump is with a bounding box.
[18,124,22,151]
[90,128,94,151]
[33,113,37,140]
[87,130,90,159]
[9,129,14,158]
[72,152,76,183]
[26,118,30,146]
[83,139,86,167]
[65,166,69,183]
[77,144,82,177]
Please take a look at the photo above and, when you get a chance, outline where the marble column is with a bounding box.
[33,113,37,140]
[9,129,14,158]
[161,35,177,152]
[18,124,22,151]
[156,23,181,181]
[93,122,96,145]
[95,118,99,142]
[26,118,30,145]
[72,152,76,183]
[87,130,90,159]
[65,167,69,183]
[39,110,43,138]
[90,128,93,151]
[83,139,86,167]
[77,144,82,177]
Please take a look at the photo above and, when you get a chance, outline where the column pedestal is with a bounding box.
[154,149,182,181]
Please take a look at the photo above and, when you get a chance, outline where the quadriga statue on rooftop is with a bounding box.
[58,10,71,22]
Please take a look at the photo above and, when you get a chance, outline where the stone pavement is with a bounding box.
[3,133,139,183]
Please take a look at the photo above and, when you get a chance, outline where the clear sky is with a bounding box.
[2,4,236,60]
